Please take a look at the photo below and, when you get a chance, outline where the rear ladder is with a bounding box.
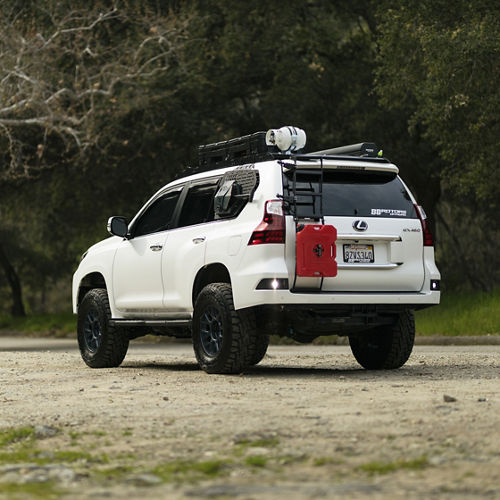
[281,159,337,289]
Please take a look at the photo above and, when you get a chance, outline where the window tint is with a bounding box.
[178,182,218,227]
[284,170,416,218]
[133,190,181,237]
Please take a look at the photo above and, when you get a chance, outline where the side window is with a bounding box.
[214,168,259,220]
[177,182,218,228]
[133,190,181,237]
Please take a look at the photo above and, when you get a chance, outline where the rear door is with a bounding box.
[161,178,220,311]
[285,169,424,292]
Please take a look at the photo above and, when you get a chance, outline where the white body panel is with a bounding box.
[73,159,440,318]
[113,232,168,312]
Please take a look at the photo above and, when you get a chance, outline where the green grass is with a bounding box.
[0,311,76,337]
[0,481,60,499]
[415,289,500,335]
[0,427,35,447]
[245,456,268,468]
[358,456,429,475]
[152,459,231,482]
[0,426,107,467]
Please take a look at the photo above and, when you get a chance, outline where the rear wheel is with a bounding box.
[192,283,255,374]
[348,309,415,369]
[77,289,129,368]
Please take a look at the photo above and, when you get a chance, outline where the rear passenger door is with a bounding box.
[161,178,220,311]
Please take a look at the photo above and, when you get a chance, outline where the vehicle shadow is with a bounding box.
[121,360,422,379]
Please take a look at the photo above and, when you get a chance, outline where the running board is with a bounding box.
[109,318,191,328]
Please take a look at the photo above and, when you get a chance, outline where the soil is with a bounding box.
[0,340,499,499]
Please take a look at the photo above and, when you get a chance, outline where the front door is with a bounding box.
[113,188,182,315]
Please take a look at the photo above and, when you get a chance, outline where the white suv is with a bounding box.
[72,127,440,374]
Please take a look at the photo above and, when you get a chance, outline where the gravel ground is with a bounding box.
[0,339,499,499]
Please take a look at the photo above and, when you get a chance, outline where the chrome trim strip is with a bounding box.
[337,234,401,242]
[337,263,401,270]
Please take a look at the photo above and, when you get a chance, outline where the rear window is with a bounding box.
[283,170,417,218]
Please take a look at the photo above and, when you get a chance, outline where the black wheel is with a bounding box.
[77,288,129,368]
[192,283,255,374]
[348,309,415,370]
[248,333,269,366]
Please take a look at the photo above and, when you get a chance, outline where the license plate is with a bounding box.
[343,244,374,263]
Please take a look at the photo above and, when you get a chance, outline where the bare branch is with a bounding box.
[0,5,192,178]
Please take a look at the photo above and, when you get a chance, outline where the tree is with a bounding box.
[374,0,500,289]
[0,1,192,179]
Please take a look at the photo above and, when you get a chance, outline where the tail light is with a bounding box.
[414,204,434,246]
[248,200,285,245]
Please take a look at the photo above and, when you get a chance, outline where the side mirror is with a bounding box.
[107,216,129,238]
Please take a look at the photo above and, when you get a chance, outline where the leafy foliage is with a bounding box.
[0,0,498,315]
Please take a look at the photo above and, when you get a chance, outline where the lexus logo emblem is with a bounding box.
[353,220,368,231]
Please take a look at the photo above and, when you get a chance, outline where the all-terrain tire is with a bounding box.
[77,288,129,368]
[348,309,415,370]
[192,283,255,374]
[248,332,269,366]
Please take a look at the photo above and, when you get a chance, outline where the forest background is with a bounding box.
[0,0,498,330]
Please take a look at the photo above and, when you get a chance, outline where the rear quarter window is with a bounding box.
[284,170,417,219]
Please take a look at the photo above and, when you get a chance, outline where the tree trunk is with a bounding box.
[0,240,26,317]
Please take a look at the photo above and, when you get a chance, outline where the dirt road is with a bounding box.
[0,339,499,499]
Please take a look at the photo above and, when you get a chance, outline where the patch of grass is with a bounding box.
[0,481,60,499]
[0,448,40,464]
[122,429,133,437]
[416,289,500,336]
[0,427,35,447]
[94,465,136,480]
[277,454,308,465]
[244,456,268,468]
[0,426,108,468]
[234,436,280,448]
[358,456,429,476]
[0,311,75,337]
[152,459,231,483]
[53,450,101,463]
[313,457,344,466]
[0,448,105,466]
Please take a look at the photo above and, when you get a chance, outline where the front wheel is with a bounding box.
[348,310,415,370]
[77,288,129,368]
[192,283,255,374]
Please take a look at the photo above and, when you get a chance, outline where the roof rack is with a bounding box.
[194,132,385,174]
[198,131,279,170]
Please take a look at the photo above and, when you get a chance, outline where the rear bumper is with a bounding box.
[234,289,440,310]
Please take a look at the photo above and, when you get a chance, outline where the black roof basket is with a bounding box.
[198,131,280,170]
[192,132,385,176]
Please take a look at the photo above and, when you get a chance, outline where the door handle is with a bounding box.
[150,244,163,252]
[192,237,206,245]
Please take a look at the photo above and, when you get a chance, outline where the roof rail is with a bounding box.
[310,142,379,158]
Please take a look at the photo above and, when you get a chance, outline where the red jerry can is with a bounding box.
[296,224,337,277]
